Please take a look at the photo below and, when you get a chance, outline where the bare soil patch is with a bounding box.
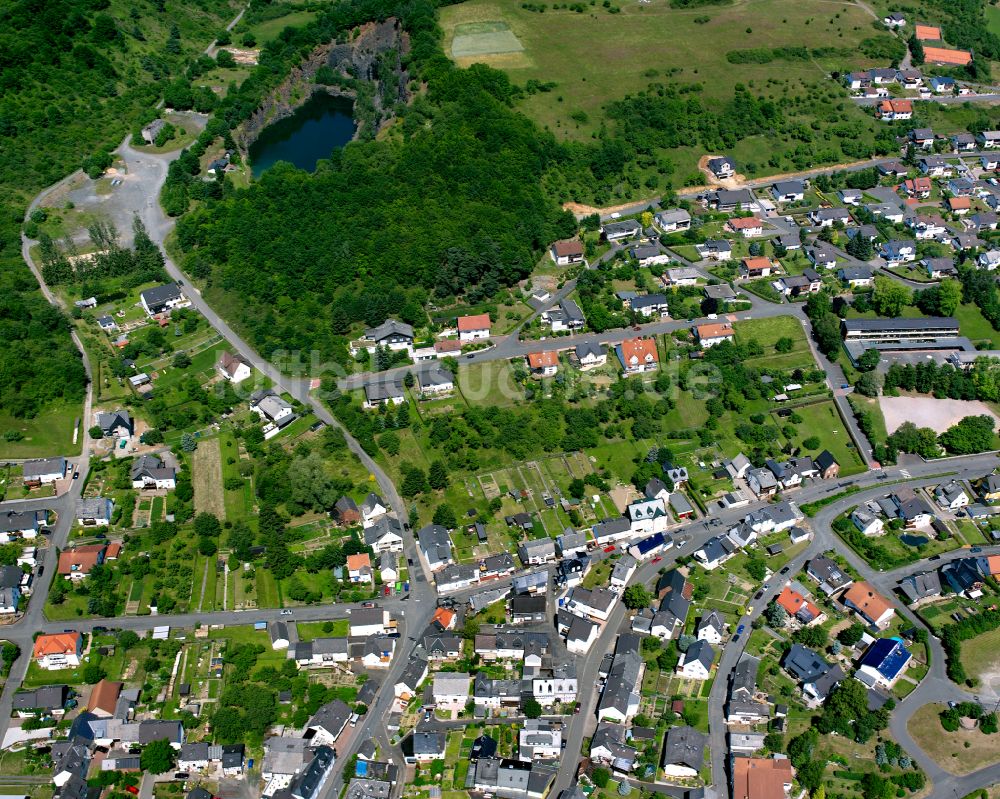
[192,437,225,518]
[878,395,1000,435]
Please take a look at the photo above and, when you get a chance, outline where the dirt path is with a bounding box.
[191,438,225,518]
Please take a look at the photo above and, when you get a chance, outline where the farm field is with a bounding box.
[192,437,225,517]
[438,0,881,156]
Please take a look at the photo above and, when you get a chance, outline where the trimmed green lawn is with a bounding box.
[955,302,1000,348]
[0,402,80,459]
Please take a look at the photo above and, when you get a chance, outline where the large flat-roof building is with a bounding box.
[841,317,959,342]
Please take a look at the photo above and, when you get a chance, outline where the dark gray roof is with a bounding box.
[842,317,958,332]
[365,319,414,342]
[308,699,352,738]
[783,644,830,683]
[140,283,182,307]
[13,684,67,711]
[662,725,708,770]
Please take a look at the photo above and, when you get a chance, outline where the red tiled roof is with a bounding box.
[57,544,105,575]
[457,313,491,332]
[528,351,559,368]
[33,632,81,658]
[619,337,658,365]
[552,239,584,257]
[695,322,735,341]
[728,217,762,229]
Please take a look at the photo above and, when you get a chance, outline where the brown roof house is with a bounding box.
[87,679,123,718]
[57,544,106,581]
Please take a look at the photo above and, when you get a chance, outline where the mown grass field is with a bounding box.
[440,0,878,142]
[0,403,79,459]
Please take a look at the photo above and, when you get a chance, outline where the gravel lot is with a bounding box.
[879,395,1000,434]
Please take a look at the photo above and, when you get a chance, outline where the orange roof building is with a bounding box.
[843,580,896,629]
[947,197,972,212]
[33,632,82,667]
[727,216,763,230]
[105,542,122,560]
[924,46,973,65]
[877,99,913,119]
[347,553,371,572]
[527,350,559,371]
[87,679,123,718]
[732,757,794,799]
[987,555,1000,576]
[457,314,492,334]
[694,322,736,346]
[433,606,457,630]
[57,544,106,579]
[776,587,823,624]
[915,24,941,41]
[616,337,659,373]
[740,256,774,276]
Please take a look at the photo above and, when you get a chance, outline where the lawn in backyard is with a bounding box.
[734,315,815,371]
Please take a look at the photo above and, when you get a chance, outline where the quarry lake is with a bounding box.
[250,93,355,176]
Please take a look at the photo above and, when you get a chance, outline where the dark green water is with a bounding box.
[250,92,355,176]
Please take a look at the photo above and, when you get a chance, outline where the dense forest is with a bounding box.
[0,0,237,418]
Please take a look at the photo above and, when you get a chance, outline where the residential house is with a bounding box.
[661,726,708,778]
[542,299,585,332]
[526,351,559,377]
[76,497,113,527]
[694,322,735,348]
[697,611,725,644]
[696,239,733,261]
[850,506,884,536]
[727,217,764,238]
[549,239,585,266]
[731,757,794,799]
[806,245,837,270]
[934,480,970,510]
[810,207,851,227]
[899,570,943,606]
[708,157,736,178]
[360,493,388,528]
[33,632,82,670]
[676,640,714,680]
[942,557,987,598]
[910,128,935,149]
[601,219,643,243]
[979,250,1000,270]
[13,685,68,717]
[767,180,805,203]
[609,555,638,591]
[96,409,133,438]
[518,720,562,761]
[510,594,547,624]
[654,209,692,233]
[891,489,935,527]
[23,457,66,486]
[432,672,470,711]
[575,342,607,370]
[347,553,373,584]
[902,177,932,199]
[627,497,669,535]
[630,245,671,268]
[907,215,948,240]
[920,156,953,177]
[838,188,863,206]
[363,378,405,409]
[857,638,912,689]
[615,337,659,374]
[589,723,638,772]
[629,293,669,317]
[565,586,617,622]
[363,516,404,553]
[924,257,958,279]
[739,256,774,279]
[58,544,106,581]
[842,581,896,629]
[838,266,875,288]
[457,314,492,342]
[664,266,701,287]
[929,75,957,93]
[565,614,600,654]
[807,556,853,596]
[416,364,454,395]
[977,131,1000,149]
[775,587,824,626]
[952,133,977,152]
[879,239,917,266]
[349,607,394,637]
[804,663,846,704]
[217,352,252,383]
[139,283,188,315]
[417,524,453,571]
[708,189,755,212]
